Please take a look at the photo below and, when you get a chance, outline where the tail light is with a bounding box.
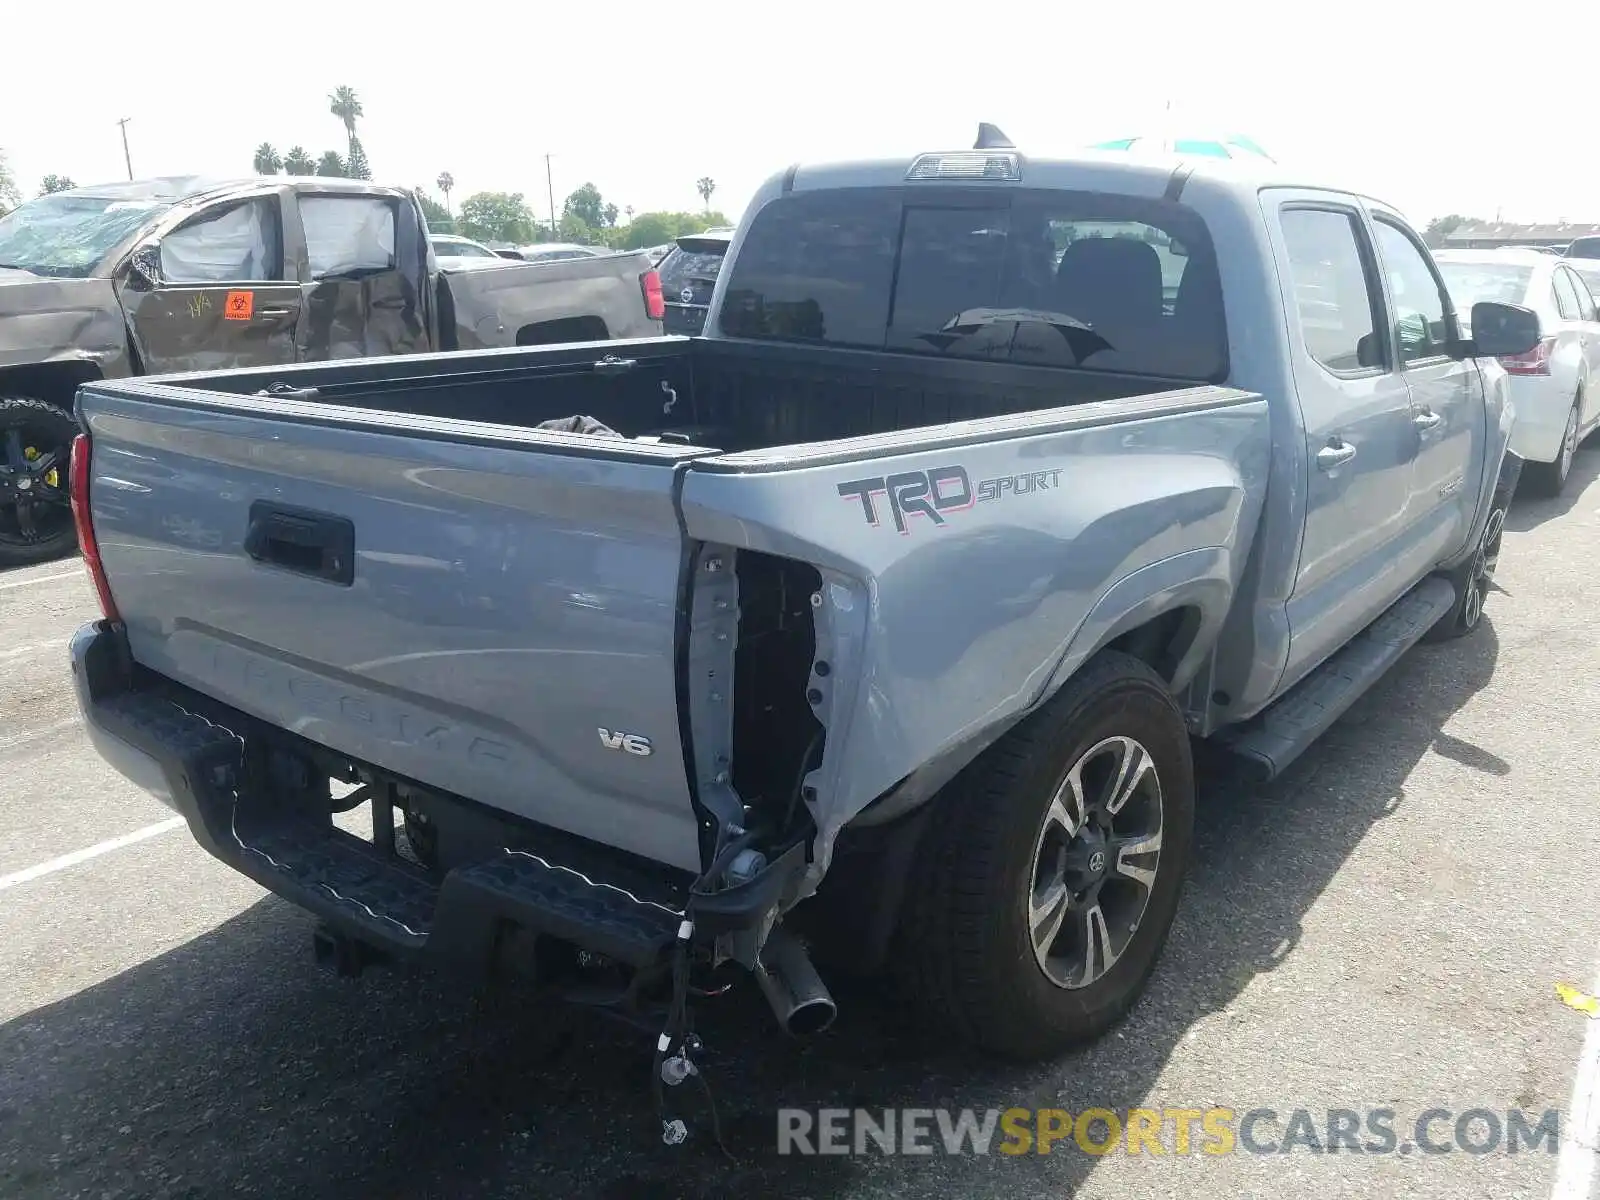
[1499,336,1556,376]
[640,269,665,321]
[69,433,120,623]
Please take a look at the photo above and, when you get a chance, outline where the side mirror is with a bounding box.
[127,240,163,291]
[1466,301,1540,358]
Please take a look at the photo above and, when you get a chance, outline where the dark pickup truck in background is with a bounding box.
[0,176,665,565]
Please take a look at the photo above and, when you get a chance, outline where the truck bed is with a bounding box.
[74,337,1267,891]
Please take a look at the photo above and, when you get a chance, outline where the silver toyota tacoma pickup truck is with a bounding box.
[65,130,1537,1081]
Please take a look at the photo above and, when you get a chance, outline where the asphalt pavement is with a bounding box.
[3,457,1600,1199]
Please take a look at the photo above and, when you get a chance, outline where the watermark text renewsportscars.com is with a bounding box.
[777,1106,1563,1157]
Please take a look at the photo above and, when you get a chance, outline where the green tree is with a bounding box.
[602,203,619,228]
[436,171,454,216]
[618,210,731,250]
[458,191,537,244]
[696,176,716,214]
[39,174,77,195]
[1424,214,1476,248]
[328,85,366,176]
[283,146,315,175]
[346,137,372,181]
[252,142,282,175]
[563,182,606,229]
[0,149,19,215]
[315,150,347,177]
[416,189,454,234]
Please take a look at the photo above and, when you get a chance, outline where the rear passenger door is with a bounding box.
[288,191,431,361]
[1270,200,1418,684]
[1368,213,1482,566]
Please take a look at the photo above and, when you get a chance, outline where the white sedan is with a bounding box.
[1436,249,1600,495]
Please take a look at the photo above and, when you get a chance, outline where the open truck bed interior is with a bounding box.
[169,335,1197,453]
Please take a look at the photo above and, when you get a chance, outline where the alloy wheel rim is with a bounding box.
[1026,735,1164,990]
[1560,409,1578,480]
[0,426,72,547]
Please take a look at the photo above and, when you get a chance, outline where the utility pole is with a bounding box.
[116,118,134,180]
[545,153,557,239]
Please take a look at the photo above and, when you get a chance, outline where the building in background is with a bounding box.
[1443,221,1600,252]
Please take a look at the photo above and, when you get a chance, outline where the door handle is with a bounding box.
[1413,409,1443,432]
[1316,439,1357,471]
[257,306,294,317]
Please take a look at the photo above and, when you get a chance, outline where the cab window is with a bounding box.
[1372,219,1452,364]
[159,198,283,283]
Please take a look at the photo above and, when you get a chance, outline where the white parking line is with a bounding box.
[1553,963,1600,1200]
[0,817,185,892]
[0,568,81,592]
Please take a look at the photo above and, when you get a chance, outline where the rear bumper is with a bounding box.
[1507,374,1574,463]
[69,622,792,974]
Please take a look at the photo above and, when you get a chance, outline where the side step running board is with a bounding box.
[1217,576,1457,781]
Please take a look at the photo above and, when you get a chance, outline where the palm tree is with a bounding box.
[328,86,364,172]
[696,176,716,214]
[252,142,282,175]
[315,150,347,178]
[283,146,315,175]
[625,205,634,222]
[436,171,454,216]
[329,86,363,139]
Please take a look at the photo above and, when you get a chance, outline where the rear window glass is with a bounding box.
[1437,261,1533,309]
[659,248,727,291]
[718,187,1227,380]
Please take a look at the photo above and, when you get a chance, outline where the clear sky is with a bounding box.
[4,0,1598,230]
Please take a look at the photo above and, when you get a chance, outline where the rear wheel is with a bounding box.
[894,651,1194,1060]
[1523,399,1580,498]
[0,396,80,568]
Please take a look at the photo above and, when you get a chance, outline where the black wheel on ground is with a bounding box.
[1522,399,1580,498]
[894,650,1194,1061]
[1425,459,1516,643]
[0,396,81,568]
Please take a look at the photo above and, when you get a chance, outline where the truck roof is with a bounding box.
[56,176,418,205]
[770,142,1395,215]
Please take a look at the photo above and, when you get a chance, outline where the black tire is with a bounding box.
[1522,399,1580,498]
[0,396,81,568]
[894,651,1195,1060]
[1424,458,1516,643]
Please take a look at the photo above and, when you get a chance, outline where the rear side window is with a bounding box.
[1278,208,1382,373]
[299,196,396,279]
[1567,268,1598,319]
[1553,268,1583,320]
[718,187,1227,380]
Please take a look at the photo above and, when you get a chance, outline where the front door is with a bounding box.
[1271,199,1419,687]
[1369,214,1482,566]
[121,194,301,374]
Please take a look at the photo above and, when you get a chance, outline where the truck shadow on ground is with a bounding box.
[1504,443,1600,531]
[0,625,1504,1200]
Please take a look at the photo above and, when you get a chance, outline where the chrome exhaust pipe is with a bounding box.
[753,927,837,1036]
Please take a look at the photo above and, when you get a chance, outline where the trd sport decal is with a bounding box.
[837,466,1065,534]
